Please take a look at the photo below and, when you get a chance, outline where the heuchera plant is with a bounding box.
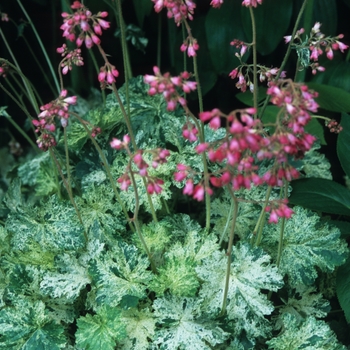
[1,0,350,348]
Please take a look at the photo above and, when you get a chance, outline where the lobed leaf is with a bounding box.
[196,243,283,340]
[266,314,346,349]
[0,298,66,349]
[262,207,349,286]
[89,242,153,307]
[152,296,229,350]
[75,305,126,350]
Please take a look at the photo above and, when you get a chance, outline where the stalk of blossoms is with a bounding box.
[258,0,309,119]
[70,111,135,233]
[248,6,258,114]
[220,191,239,316]
[59,1,159,223]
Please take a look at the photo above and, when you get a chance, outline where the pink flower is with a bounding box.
[210,0,224,8]
[183,179,194,195]
[241,0,263,7]
[193,184,205,201]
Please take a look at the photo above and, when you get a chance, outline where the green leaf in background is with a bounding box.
[76,305,126,350]
[241,0,293,56]
[132,0,153,28]
[337,113,350,178]
[336,255,350,323]
[205,1,246,74]
[306,83,350,113]
[289,178,350,216]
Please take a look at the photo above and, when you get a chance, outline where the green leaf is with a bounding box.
[205,1,246,74]
[337,113,350,178]
[241,0,293,55]
[89,242,153,307]
[266,314,346,349]
[196,243,283,340]
[150,231,218,297]
[336,255,350,323]
[306,82,350,113]
[6,196,86,253]
[152,296,229,349]
[278,285,330,325]
[262,207,348,286]
[0,298,66,349]
[76,305,126,350]
[289,178,350,215]
[119,308,156,350]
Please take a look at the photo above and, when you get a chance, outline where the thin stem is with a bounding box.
[251,185,272,246]
[220,191,238,316]
[157,15,162,68]
[0,82,37,136]
[249,6,258,115]
[116,0,133,79]
[219,197,234,246]
[87,49,106,105]
[71,111,136,233]
[17,0,60,93]
[258,0,309,119]
[116,0,131,123]
[129,170,157,273]
[276,182,289,267]
[63,128,73,199]
[49,148,86,241]
[2,112,39,153]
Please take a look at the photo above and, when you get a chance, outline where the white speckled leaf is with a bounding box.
[119,308,156,350]
[196,243,283,339]
[266,314,346,349]
[0,298,66,349]
[152,296,229,350]
[262,206,349,286]
[76,305,126,350]
[6,196,85,253]
[89,242,153,307]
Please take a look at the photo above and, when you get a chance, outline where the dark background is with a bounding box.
[0,0,349,181]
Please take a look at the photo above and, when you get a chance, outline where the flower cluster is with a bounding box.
[180,37,199,57]
[242,0,263,7]
[210,0,224,8]
[174,80,318,222]
[229,64,285,93]
[151,0,196,25]
[98,63,119,87]
[32,90,77,151]
[60,1,109,49]
[144,66,197,111]
[110,135,170,195]
[57,44,84,75]
[326,119,343,134]
[285,22,348,74]
[0,61,9,78]
[265,199,294,223]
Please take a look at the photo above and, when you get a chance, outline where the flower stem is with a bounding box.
[49,148,86,241]
[17,0,60,94]
[220,190,238,316]
[71,112,136,233]
[249,6,258,115]
[129,170,157,273]
[258,0,309,119]
[2,111,39,153]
